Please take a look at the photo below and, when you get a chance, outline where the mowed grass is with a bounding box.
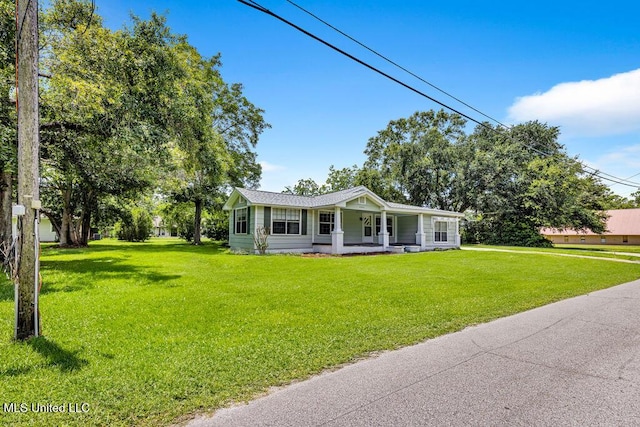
[1,239,640,426]
[554,244,640,254]
[468,244,640,261]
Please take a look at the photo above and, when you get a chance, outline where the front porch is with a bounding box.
[311,206,460,255]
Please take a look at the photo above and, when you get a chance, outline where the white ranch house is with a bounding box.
[223,186,463,254]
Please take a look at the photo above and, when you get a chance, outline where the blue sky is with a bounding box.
[98,1,640,197]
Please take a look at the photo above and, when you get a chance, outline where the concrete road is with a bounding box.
[187,279,640,426]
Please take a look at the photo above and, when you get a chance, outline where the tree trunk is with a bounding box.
[0,171,12,249]
[16,0,40,340]
[79,210,91,246]
[59,184,72,246]
[193,199,202,245]
[42,210,61,242]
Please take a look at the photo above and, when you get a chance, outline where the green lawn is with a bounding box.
[467,244,640,261]
[553,243,640,254]
[1,239,640,426]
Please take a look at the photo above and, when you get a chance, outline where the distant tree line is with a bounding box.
[285,110,639,247]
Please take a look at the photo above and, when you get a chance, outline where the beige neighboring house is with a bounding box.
[11,215,58,242]
[223,186,463,254]
[541,208,640,245]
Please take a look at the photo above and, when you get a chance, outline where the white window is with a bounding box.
[358,196,366,205]
[318,211,335,235]
[272,208,301,235]
[375,216,393,236]
[434,221,448,242]
[235,207,248,234]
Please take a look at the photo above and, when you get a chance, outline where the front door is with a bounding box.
[362,214,373,243]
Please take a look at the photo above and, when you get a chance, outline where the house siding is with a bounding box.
[423,216,434,245]
[396,215,417,244]
[343,210,362,244]
[12,217,57,242]
[345,197,381,212]
[311,209,331,244]
[265,208,313,251]
[228,199,255,253]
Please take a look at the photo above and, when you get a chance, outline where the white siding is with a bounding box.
[345,196,382,212]
[343,210,362,244]
[396,215,417,244]
[12,217,57,242]
[266,208,313,251]
[228,203,255,252]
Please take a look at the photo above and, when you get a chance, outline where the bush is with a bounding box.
[204,213,229,241]
[461,217,553,247]
[115,208,153,242]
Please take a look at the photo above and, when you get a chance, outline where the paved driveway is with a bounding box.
[187,279,640,426]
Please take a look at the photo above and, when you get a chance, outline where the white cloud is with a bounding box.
[594,143,640,169]
[259,161,285,172]
[508,68,640,137]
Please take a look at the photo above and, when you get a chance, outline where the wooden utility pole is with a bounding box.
[15,0,40,340]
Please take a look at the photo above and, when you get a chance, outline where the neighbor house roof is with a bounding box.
[223,186,463,217]
[541,208,640,236]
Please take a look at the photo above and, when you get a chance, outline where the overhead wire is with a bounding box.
[285,0,640,188]
[285,0,508,129]
[239,0,640,189]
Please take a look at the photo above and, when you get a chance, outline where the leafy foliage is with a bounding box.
[287,110,619,247]
[114,207,152,242]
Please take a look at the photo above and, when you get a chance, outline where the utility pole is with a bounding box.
[15,0,40,340]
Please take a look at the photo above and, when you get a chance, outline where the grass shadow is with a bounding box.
[0,240,223,302]
[558,247,607,253]
[28,336,89,372]
[38,257,183,296]
[43,240,228,256]
[0,337,88,377]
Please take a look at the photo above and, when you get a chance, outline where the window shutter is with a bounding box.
[246,207,251,233]
[301,209,307,235]
[233,210,236,234]
[264,206,271,229]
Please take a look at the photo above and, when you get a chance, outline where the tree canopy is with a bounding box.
[285,110,624,247]
[0,0,269,246]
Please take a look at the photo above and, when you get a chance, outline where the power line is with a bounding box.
[238,0,491,130]
[239,0,640,189]
[283,1,640,189]
[285,0,508,129]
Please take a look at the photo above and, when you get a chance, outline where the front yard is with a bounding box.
[1,239,639,426]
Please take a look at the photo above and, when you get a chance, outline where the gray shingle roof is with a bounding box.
[231,186,463,217]
[236,186,372,208]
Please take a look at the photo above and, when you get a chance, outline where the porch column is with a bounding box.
[455,218,461,248]
[331,206,343,254]
[379,210,389,249]
[416,213,426,249]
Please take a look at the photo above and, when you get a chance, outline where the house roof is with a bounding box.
[541,208,640,236]
[223,186,463,217]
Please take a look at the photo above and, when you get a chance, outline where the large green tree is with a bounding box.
[163,44,268,245]
[363,110,468,209]
[361,110,610,246]
[0,0,16,248]
[40,3,182,245]
[38,1,263,247]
